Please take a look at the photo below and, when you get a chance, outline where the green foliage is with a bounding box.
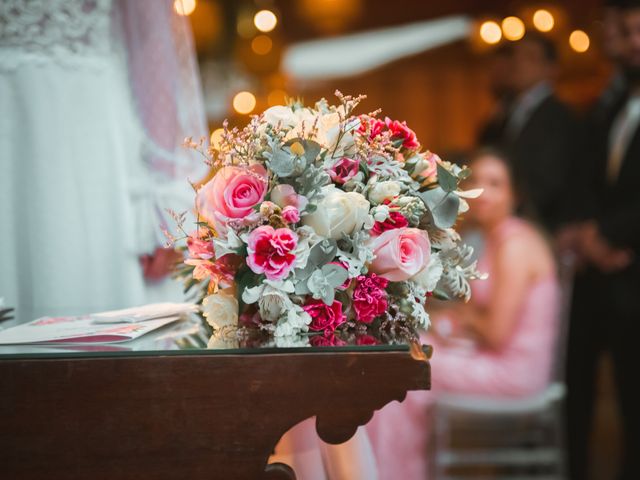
[419,187,460,229]
[437,163,458,193]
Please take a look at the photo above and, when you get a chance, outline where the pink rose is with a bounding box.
[197,164,268,228]
[246,225,298,280]
[186,235,214,260]
[371,211,409,236]
[281,206,300,224]
[352,274,389,324]
[270,184,308,211]
[303,298,346,334]
[417,152,440,179]
[368,228,431,281]
[329,157,359,185]
[385,117,419,150]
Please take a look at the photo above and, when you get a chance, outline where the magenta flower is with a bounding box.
[352,274,389,324]
[303,298,346,334]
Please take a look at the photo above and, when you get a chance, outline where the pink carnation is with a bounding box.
[371,211,409,236]
[329,157,360,185]
[246,226,298,280]
[385,117,419,150]
[303,298,346,334]
[352,274,389,324]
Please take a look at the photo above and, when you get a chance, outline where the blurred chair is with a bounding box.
[431,252,575,479]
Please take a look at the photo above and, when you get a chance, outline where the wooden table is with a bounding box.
[0,322,431,479]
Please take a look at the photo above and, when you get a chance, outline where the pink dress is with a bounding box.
[366,217,560,480]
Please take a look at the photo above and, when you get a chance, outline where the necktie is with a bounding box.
[607,96,640,183]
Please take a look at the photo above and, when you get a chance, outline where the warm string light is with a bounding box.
[479,21,502,45]
[233,91,257,114]
[502,16,525,41]
[174,0,196,16]
[533,9,554,32]
[254,10,278,33]
[210,128,225,150]
[570,30,590,52]
[251,35,273,55]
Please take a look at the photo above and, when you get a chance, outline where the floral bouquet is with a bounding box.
[169,92,482,341]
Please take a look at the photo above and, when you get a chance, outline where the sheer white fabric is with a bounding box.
[0,0,207,319]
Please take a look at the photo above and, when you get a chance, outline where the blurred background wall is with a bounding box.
[179,0,610,153]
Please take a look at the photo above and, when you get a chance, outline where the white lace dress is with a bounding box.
[0,0,206,321]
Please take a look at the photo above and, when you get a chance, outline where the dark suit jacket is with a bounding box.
[581,92,640,253]
[479,94,579,231]
[571,89,640,316]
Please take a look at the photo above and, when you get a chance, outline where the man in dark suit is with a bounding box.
[565,3,640,479]
[478,34,578,231]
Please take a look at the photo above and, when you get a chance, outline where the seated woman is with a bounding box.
[366,149,560,479]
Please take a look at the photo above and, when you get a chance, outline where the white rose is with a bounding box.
[263,105,298,127]
[303,186,370,239]
[369,181,401,204]
[202,290,239,330]
[411,253,443,292]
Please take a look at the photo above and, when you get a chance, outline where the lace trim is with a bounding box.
[0,0,113,70]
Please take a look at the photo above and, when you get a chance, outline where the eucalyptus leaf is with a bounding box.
[303,140,321,164]
[307,239,337,266]
[458,167,472,180]
[437,163,458,192]
[268,147,296,177]
[322,263,349,288]
[419,187,460,229]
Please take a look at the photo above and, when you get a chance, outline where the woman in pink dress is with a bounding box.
[367,149,560,479]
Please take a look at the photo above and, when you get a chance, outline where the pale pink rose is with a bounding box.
[246,225,298,280]
[281,206,300,224]
[197,164,268,228]
[270,184,308,211]
[417,152,440,179]
[368,228,431,281]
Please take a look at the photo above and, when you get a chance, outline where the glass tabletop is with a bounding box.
[0,313,425,360]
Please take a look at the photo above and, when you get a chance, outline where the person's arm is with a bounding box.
[464,235,534,350]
